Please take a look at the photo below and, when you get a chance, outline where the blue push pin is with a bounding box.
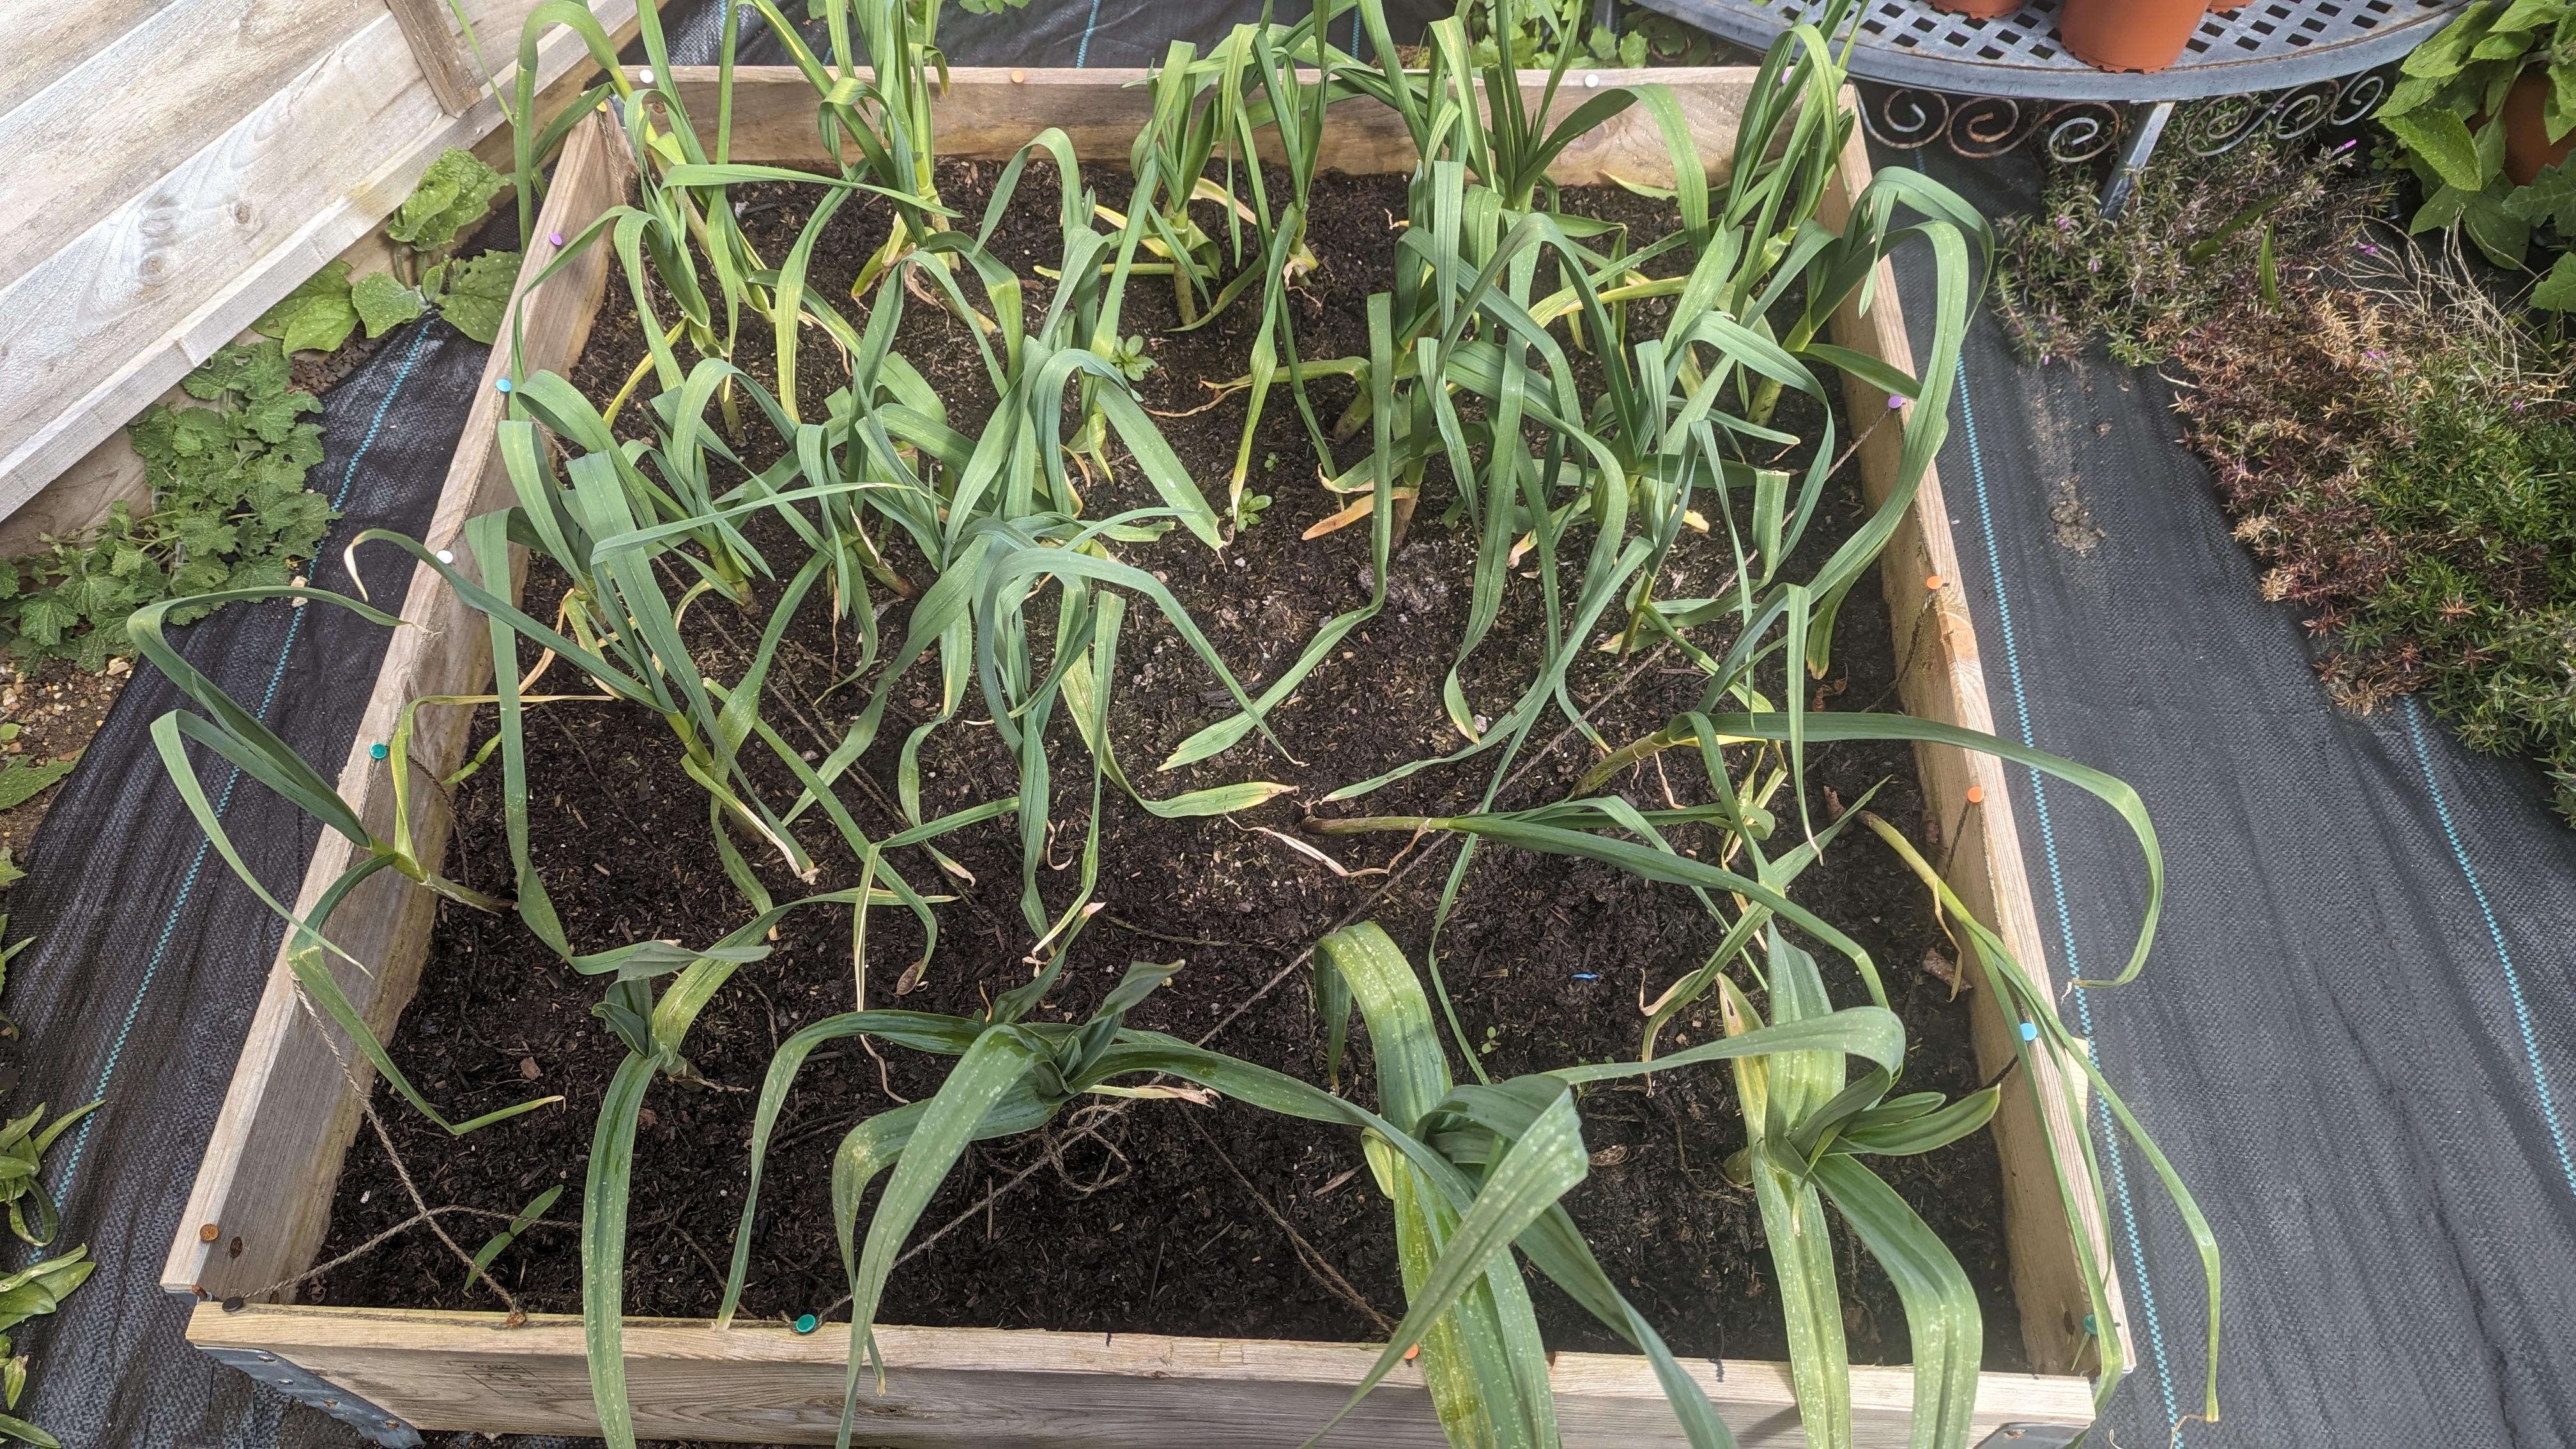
[2018,1020,2039,1043]
[368,742,389,761]
[793,1313,819,1335]
[495,376,514,394]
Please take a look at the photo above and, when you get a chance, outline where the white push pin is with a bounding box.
[436,549,456,564]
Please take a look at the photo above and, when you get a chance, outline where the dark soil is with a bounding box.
[305,160,2024,1418]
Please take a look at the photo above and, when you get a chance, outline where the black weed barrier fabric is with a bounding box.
[1884,140,2576,1448]
[1,318,489,1446]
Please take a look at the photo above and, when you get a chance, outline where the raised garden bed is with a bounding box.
[158,61,2122,1449]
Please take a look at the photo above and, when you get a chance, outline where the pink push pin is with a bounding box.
[549,231,564,247]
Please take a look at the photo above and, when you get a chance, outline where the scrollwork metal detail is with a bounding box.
[1857,66,2393,171]
[1861,86,2122,163]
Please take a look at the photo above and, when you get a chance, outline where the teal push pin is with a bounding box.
[368,742,389,761]
[2082,1314,2099,1335]
[793,1313,819,1335]
[2018,1020,2039,1042]
[495,376,514,394]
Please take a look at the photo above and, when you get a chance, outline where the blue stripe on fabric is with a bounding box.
[1074,0,1105,66]
[54,323,438,1206]
[2402,696,2576,1197]
[1938,240,2181,1426]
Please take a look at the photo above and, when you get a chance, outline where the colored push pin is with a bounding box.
[495,377,513,394]
[549,231,564,247]
[2018,1020,2039,1043]
[1965,785,1985,805]
[1924,574,1943,591]
[1887,392,1906,409]
[369,742,390,761]
[794,1313,820,1335]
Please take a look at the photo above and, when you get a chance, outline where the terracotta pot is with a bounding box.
[2059,0,2205,73]
[2503,73,2575,186]
[1930,0,2020,16]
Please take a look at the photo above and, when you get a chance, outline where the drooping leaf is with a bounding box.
[254,261,358,355]
[351,272,429,337]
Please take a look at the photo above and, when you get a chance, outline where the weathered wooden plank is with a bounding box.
[0,0,379,294]
[1816,108,2133,1379]
[680,65,1749,185]
[0,427,151,560]
[0,0,177,118]
[190,1305,2096,1447]
[386,0,485,114]
[160,112,629,1307]
[0,0,640,524]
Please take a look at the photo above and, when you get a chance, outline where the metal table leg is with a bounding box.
[2099,100,2174,222]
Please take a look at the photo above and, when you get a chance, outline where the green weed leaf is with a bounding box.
[388,148,509,252]
[352,272,429,337]
[433,250,521,343]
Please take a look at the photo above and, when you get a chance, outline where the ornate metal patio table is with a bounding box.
[1631,0,2468,215]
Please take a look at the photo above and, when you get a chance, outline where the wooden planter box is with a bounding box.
[160,67,2119,1448]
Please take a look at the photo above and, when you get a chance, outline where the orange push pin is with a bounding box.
[1925,574,1943,591]
[1404,1343,1422,1362]
[1965,786,1986,804]
[1010,68,1027,82]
